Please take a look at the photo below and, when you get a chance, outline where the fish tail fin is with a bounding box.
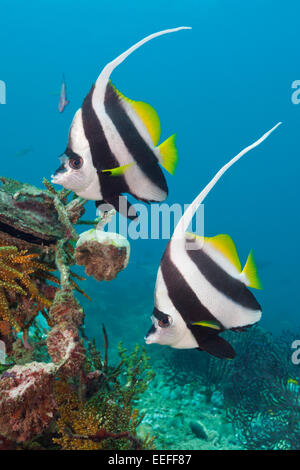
[157,134,178,175]
[97,27,192,86]
[242,250,263,289]
[171,122,282,241]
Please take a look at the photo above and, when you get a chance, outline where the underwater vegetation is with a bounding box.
[53,337,155,450]
[152,325,300,450]
[0,242,54,333]
[0,177,155,450]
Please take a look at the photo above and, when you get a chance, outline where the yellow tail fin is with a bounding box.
[242,250,263,289]
[157,134,178,175]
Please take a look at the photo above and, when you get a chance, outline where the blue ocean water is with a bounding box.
[0,0,300,449]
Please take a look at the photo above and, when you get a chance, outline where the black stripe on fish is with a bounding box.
[186,240,261,311]
[104,82,168,200]
[160,245,239,358]
[153,307,170,323]
[65,148,82,160]
[53,161,67,176]
[160,243,220,327]
[160,246,232,355]
[81,85,129,200]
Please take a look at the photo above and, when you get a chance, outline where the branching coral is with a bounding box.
[0,243,55,332]
[53,381,145,450]
[0,176,154,451]
[53,335,156,450]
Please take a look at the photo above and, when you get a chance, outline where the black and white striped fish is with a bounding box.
[51,27,191,219]
[145,122,281,359]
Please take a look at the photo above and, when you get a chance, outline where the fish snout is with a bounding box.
[144,324,156,344]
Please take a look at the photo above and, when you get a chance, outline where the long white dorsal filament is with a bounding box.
[97,27,192,86]
[172,122,282,240]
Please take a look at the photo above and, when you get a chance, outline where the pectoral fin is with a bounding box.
[198,335,236,359]
[101,163,135,177]
[192,320,222,331]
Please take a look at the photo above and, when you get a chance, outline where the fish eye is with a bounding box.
[158,317,170,328]
[69,157,83,170]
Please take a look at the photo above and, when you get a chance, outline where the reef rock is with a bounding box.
[0,362,57,442]
[47,323,85,377]
[76,229,130,281]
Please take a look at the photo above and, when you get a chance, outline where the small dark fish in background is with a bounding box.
[58,74,70,113]
[13,147,32,158]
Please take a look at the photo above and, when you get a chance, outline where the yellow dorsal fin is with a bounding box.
[187,233,242,272]
[242,250,263,289]
[112,82,161,146]
[132,101,161,146]
[207,235,242,272]
[157,134,178,175]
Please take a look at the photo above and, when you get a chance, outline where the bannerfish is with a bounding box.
[51,27,191,220]
[145,122,281,359]
[58,74,70,113]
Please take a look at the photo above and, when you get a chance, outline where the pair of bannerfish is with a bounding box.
[51,27,281,359]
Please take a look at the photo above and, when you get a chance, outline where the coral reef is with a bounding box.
[0,177,155,451]
[143,325,300,450]
[0,361,57,442]
[0,242,55,332]
[46,287,86,377]
[53,335,155,450]
[0,177,79,251]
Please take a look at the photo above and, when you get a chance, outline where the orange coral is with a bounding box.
[0,243,55,332]
[53,381,146,450]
